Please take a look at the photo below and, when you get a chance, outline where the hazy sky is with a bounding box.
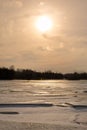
[0,0,87,72]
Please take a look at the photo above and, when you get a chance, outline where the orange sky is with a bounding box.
[0,0,87,72]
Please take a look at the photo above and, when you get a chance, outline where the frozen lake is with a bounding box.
[0,80,87,128]
[0,80,87,105]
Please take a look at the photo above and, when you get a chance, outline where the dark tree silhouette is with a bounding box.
[0,66,87,80]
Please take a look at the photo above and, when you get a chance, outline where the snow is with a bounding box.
[0,80,87,130]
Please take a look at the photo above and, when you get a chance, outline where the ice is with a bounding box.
[0,80,87,129]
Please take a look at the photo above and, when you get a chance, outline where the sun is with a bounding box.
[35,15,53,33]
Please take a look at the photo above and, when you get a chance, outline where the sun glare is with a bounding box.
[36,15,53,33]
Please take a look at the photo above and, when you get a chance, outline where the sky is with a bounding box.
[0,0,87,73]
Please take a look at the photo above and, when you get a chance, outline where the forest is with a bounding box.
[0,67,87,80]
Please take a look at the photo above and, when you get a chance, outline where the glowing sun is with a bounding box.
[36,15,53,33]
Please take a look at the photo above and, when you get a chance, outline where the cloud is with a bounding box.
[43,33,87,50]
[77,37,87,44]
[0,55,15,62]
[42,33,68,43]
[38,46,53,52]
[0,43,4,47]
[19,50,40,61]
[1,0,23,8]
[15,0,23,8]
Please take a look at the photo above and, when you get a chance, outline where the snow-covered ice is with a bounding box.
[0,80,87,130]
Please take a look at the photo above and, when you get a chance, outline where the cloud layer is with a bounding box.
[0,0,87,72]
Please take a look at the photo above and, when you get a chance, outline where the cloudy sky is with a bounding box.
[0,0,87,72]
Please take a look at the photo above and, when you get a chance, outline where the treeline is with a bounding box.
[0,67,87,80]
